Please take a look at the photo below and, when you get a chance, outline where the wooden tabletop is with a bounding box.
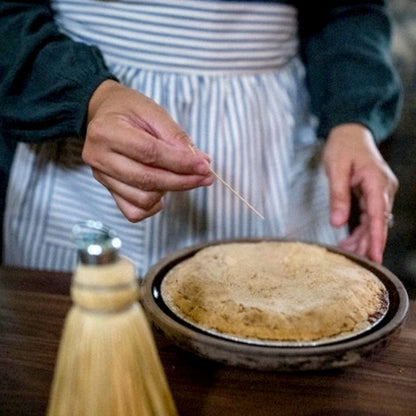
[0,267,415,416]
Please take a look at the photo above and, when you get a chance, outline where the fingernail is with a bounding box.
[195,160,210,175]
[200,175,214,186]
[331,208,346,226]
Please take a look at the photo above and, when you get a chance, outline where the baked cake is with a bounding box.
[161,242,388,342]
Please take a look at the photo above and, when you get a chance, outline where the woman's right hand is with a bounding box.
[83,80,214,222]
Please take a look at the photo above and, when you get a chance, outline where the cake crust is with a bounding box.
[161,242,388,342]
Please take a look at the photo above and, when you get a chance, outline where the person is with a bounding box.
[0,0,401,276]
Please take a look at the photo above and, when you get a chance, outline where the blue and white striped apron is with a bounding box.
[4,0,347,276]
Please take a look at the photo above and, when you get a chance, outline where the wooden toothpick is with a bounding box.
[209,168,265,220]
[188,144,264,220]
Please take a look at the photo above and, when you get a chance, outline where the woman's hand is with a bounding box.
[83,80,213,222]
[322,123,398,264]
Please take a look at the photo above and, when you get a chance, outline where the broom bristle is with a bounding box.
[47,258,178,416]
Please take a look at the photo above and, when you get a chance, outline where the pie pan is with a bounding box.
[141,239,409,371]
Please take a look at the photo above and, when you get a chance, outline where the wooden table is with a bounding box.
[1,267,415,416]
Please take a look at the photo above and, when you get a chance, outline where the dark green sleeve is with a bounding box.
[0,0,117,144]
[298,0,402,142]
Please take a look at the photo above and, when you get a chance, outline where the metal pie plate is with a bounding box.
[160,301,389,348]
[141,239,409,371]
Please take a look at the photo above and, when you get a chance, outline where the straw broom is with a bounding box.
[47,221,178,416]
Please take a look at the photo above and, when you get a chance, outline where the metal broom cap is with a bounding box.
[72,220,122,265]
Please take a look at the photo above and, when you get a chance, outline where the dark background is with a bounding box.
[383,0,416,298]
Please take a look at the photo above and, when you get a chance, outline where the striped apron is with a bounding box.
[4,0,347,276]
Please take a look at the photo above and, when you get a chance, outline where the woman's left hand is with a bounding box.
[322,123,398,264]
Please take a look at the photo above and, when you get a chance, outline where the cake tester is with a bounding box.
[188,144,265,220]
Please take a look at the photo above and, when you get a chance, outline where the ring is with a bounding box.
[385,212,394,229]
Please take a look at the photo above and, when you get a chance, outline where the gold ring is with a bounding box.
[385,212,394,229]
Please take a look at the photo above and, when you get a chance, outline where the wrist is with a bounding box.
[328,123,371,138]
[327,123,376,147]
[87,79,121,123]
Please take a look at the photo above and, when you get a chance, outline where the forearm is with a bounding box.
[0,0,117,144]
